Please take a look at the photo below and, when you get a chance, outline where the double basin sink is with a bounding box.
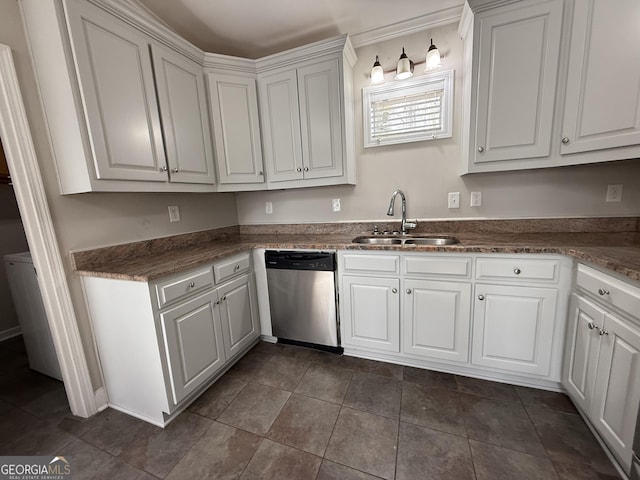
[352,235,460,246]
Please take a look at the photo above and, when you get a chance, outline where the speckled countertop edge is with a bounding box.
[72,230,640,283]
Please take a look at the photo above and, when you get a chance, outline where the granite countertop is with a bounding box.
[71,226,640,283]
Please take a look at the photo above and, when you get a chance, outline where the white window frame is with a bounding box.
[363,69,454,148]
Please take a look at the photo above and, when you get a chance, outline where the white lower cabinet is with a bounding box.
[563,264,640,474]
[82,253,259,427]
[402,279,471,363]
[339,252,569,387]
[341,275,400,353]
[160,291,226,405]
[471,284,557,376]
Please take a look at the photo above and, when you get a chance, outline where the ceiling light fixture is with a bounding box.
[370,55,384,84]
[425,38,442,71]
[395,48,414,80]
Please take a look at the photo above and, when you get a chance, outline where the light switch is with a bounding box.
[168,205,180,222]
[448,192,460,209]
[606,184,623,202]
[265,202,273,214]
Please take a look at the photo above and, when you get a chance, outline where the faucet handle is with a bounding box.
[372,225,380,235]
[404,220,418,231]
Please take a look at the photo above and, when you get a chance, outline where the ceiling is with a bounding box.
[136,0,464,58]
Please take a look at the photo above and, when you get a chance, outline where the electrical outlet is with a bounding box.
[448,192,460,209]
[606,184,623,202]
[470,191,482,207]
[168,205,180,222]
[332,198,341,212]
[265,202,273,214]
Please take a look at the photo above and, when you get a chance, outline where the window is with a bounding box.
[363,69,453,148]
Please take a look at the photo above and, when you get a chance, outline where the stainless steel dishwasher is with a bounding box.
[265,251,340,351]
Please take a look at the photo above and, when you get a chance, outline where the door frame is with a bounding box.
[0,44,96,417]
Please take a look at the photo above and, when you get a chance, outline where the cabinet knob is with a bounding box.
[258,171,263,176]
[598,288,610,296]
[514,268,521,275]
[588,322,598,330]
[478,294,485,301]
[188,282,195,288]
[561,137,570,144]
[477,146,484,153]
[599,328,609,336]
[391,288,398,294]
[172,168,179,173]
[296,167,302,172]
[159,166,168,172]
[215,300,220,305]
[234,264,240,271]
[221,295,226,302]
[304,167,309,172]
[406,289,412,294]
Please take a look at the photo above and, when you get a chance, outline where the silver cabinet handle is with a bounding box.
[258,171,263,175]
[159,166,168,172]
[477,146,484,152]
[296,167,302,172]
[514,268,521,275]
[215,299,220,305]
[188,282,195,288]
[598,288,610,296]
[234,264,240,271]
[391,288,398,294]
[220,295,226,302]
[588,322,598,330]
[561,137,570,144]
[599,328,609,336]
[478,294,485,301]
[171,168,179,173]
[406,289,412,294]
[303,167,309,172]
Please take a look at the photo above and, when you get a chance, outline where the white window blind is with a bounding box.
[363,70,453,147]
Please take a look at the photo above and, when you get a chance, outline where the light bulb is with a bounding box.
[395,48,413,80]
[371,56,384,84]
[425,38,442,71]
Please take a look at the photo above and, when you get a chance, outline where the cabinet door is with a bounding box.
[561,0,640,154]
[159,291,225,405]
[258,69,303,183]
[217,274,259,359]
[208,73,264,184]
[151,45,215,184]
[341,276,400,352]
[591,313,640,472]
[562,294,604,414]
[473,0,563,164]
[403,279,471,363]
[65,1,167,182]
[297,59,343,179]
[472,284,557,376]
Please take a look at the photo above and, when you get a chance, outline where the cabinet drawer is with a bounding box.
[341,253,399,274]
[155,267,214,309]
[403,256,472,278]
[576,264,640,320]
[214,252,251,284]
[476,257,559,283]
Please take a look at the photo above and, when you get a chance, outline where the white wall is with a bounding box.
[1,0,239,388]
[236,24,640,224]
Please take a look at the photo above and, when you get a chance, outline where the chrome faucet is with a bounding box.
[386,189,417,234]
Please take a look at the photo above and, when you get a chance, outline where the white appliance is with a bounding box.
[4,252,62,380]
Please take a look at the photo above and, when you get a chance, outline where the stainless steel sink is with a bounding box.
[351,236,403,245]
[352,235,460,246]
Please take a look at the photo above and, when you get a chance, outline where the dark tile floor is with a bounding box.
[0,336,622,479]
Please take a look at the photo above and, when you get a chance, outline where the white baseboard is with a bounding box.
[0,326,21,342]
[93,387,109,412]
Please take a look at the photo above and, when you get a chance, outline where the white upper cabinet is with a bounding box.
[297,59,344,180]
[560,0,640,154]
[65,0,168,183]
[460,0,640,174]
[152,45,215,185]
[22,0,218,193]
[473,0,563,165]
[207,72,265,187]
[257,36,357,189]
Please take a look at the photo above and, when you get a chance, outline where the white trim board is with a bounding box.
[0,326,22,342]
[0,44,97,418]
